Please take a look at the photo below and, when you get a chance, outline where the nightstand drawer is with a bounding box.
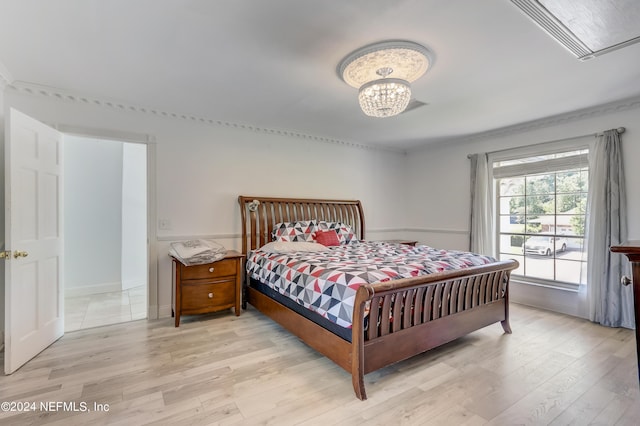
[180,258,237,280]
[181,280,236,313]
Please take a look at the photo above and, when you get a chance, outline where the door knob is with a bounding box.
[13,250,29,259]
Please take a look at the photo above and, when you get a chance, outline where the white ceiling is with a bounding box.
[1,0,639,150]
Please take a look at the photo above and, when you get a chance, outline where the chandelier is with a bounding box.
[338,41,432,118]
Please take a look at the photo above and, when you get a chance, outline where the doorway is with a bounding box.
[62,135,148,331]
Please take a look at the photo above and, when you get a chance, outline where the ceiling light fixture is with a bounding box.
[338,40,433,118]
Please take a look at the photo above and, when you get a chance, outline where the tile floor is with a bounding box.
[64,285,147,332]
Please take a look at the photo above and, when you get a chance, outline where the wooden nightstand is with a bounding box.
[381,239,418,246]
[171,250,245,327]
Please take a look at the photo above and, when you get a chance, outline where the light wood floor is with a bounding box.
[1,303,638,425]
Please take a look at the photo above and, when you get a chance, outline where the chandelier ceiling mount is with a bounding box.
[338,40,433,118]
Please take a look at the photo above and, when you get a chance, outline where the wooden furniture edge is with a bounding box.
[610,241,640,386]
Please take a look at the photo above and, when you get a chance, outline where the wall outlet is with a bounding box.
[158,219,172,230]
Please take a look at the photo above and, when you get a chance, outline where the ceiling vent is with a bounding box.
[402,99,428,114]
[511,0,640,60]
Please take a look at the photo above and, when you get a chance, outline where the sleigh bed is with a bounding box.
[238,196,519,400]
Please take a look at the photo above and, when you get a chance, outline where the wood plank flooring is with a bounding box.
[1,303,638,425]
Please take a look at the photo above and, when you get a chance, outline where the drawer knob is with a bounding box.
[208,292,214,298]
[209,267,215,273]
[621,275,632,286]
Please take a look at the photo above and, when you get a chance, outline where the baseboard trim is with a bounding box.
[510,280,586,319]
[65,281,121,297]
[122,279,146,291]
[158,304,173,319]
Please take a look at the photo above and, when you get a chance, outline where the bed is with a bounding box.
[238,195,519,400]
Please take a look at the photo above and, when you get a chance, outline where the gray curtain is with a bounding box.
[469,153,494,256]
[586,129,633,328]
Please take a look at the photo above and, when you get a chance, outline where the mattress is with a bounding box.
[246,241,495,330]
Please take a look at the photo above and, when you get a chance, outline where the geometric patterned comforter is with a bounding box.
[246,241,495,329]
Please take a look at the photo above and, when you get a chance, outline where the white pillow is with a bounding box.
[259,241,328,254]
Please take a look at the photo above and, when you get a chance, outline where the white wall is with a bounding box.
[404,103,640,318]
[121,142,147,291]
[2,87,639,324]
[3,90,407,317]
[64,135,123,294]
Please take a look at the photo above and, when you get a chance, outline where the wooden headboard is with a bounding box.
[238,196,365,255]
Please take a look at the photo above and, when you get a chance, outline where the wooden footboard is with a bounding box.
[350,259,518,399]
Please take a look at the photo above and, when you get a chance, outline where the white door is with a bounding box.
[4,108,64,374]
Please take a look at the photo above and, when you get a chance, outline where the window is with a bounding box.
[494,149,588,287]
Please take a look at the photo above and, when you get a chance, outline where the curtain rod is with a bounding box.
[467,127,626,159]
[597,126,626,136]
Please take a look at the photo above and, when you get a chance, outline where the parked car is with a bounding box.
[522,235,568,256]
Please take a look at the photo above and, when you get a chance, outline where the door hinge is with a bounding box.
[0,250,11,259]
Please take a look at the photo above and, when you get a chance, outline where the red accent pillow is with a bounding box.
[313,229,340,246]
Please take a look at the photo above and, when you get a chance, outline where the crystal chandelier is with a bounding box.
[358,68,411,118]
[338,41,432,118]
